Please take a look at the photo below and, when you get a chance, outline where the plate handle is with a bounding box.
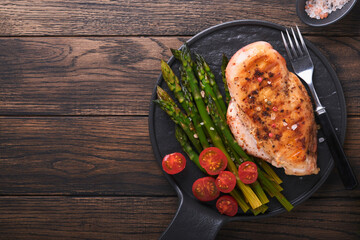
[160,193,227,240]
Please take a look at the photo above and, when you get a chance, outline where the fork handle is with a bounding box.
[317,110,358,189]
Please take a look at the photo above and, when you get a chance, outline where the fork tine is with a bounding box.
[296,26,310,56]
[281,31,293,60]
[291,27,303,56]
[285,29,298,58]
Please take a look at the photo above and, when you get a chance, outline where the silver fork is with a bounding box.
[281,26,357,189]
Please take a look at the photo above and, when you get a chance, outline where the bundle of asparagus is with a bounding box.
[154,44,293,214]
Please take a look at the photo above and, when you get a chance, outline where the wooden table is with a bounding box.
[0,1,359,239]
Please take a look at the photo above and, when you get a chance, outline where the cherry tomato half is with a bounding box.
[192,177,220,201]
[216,195,238,216]
[162,152,186,175]
[215,171,236,193]
[238,161,258,184]
[199,147,228,175]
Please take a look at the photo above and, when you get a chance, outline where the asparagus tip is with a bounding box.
[156,86,168,100]
[170,48,181,59]
[156,85,162,92]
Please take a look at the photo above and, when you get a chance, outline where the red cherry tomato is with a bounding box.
[215,171,236,193]
[162,152,186,175]
[216,195,238,216]
[192,177,220,202]
[238,161,258,184]
[199,147,228,175]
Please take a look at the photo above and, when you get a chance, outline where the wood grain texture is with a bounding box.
[0,36,359,116]
[0,196,358,240]
[0,37,185,116]
[0,116,172,195]
[217,197,360,240]
[1,116,359,197]
[0,0,359,36]
[0,196,177,240]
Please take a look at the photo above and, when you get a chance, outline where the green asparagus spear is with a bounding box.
[251,204,269,216]
[161,60,209,149]
[206,94,249,161]
[257,169,293,211]
[155,86,202,153]
[221,54,231,106]
[180,66,212,143]
[175,126,205,172]
[198,54,227,113]
[161,60,188,112]
[179,66,193,100]
[230,189,250,213]
[256,158,283,184]
[194,54,226,120]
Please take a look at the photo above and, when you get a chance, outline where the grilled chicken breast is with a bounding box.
[226,41,318,176]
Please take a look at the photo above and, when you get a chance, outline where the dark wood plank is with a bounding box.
[0,116,359,197]
[0,0,359,36]
[217,196,360,240]
[0,116,173,195]
[0,36,359,116]
[0,196,177,240]
[0,196,358,240]
[0,37,184,116]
